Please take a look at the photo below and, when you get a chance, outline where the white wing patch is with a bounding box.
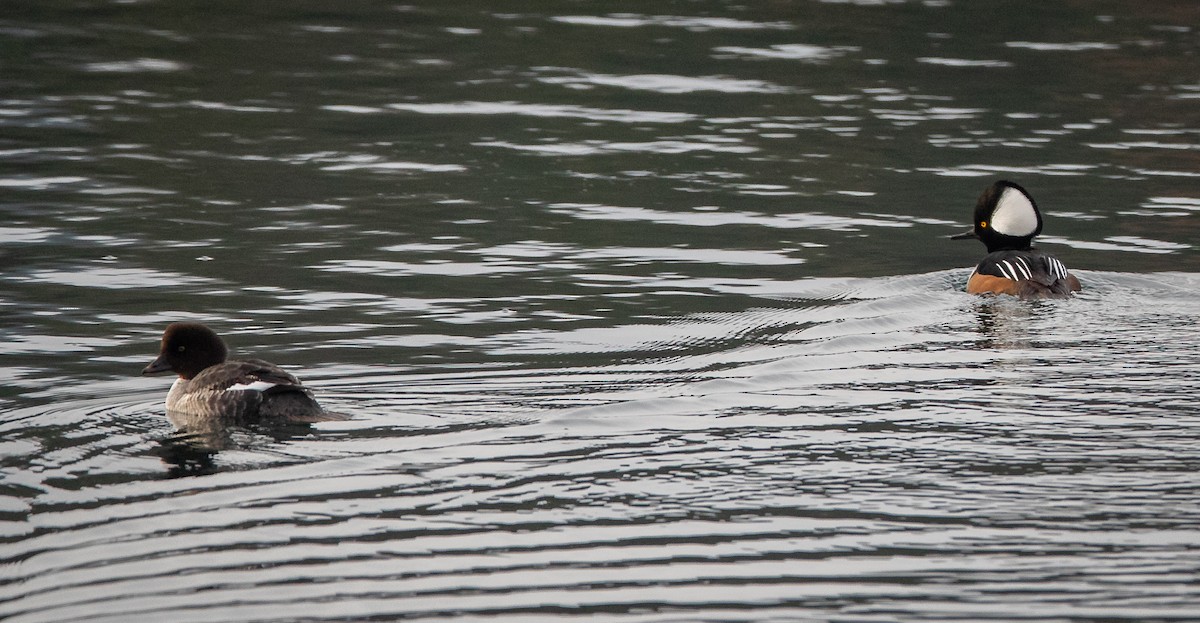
[987,254,1070,282]
[996,260,1015,280]
[1047,257,1068,279]
[994,257,1033,281]
[228,380,278,392]
[990,187,1039,237]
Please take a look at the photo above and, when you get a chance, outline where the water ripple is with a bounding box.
[383,101,697,124]
[477,139,757,156]
[8,267,215,290]
[548,203,909,231]
[713,44,860,62]
[538,72,792,94]
[916,57,1014,68]
[5,273,1200,621]
[550,14,794,31]
[79,58,188,73]
[1006,41,1121,51]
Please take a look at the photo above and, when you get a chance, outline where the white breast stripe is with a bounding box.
[228,380,277,392]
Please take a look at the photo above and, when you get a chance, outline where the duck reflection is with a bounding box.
[157,409,337,477]
[158,426,219,477]
[970,297,1039,350]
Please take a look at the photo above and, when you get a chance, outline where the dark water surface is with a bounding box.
[2,1,1199,621]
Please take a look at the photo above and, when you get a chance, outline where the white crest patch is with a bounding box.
[989,187,1039,237]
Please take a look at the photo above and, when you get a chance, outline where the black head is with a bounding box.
[951,180,1044,253]
[142,322,229,379]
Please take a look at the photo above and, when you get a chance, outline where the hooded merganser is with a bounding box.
[952,180,1082,298]
[142,322,332,422]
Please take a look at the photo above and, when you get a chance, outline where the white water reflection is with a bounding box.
[1043,235,1191,254]
[713,43,860,62]
[477,139,758,156]
[921,164,1099,177]
[1006,41,1121,51]
[13,267,214,289]
[384,101,698,124]
[81,58,188,73]
[1134,196,1200,215]
[550,14,794,31]
[0,176,88,188]
[538,72,792,94]
[916,57,1014,68]
[548,203,909,231]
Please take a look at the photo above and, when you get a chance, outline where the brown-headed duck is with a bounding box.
[142,322,333,422]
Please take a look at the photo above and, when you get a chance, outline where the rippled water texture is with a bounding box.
[2,2,1199,621]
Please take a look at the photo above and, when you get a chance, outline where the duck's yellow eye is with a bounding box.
[980,221,988,228]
